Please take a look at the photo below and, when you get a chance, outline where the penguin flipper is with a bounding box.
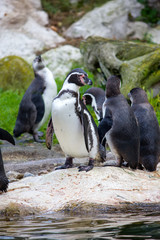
[98,108,113,144]
[0,128,15,145]
[46,117,54,150]
[80,101,94,153]
[31,91,45,124]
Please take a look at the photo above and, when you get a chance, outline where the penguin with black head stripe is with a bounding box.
[129,87,160,171]
[82,87,105,122]
[98,75,140,169]
[46,68,106,172]
[13,56,57,142]
[0,128,15,192]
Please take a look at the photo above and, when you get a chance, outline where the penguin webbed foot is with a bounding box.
[33,133,45,143]
[55,157,73,170]
[78,159,94,172]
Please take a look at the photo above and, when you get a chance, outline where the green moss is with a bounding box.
[120,48,160,96]
[116,42,158,61]
[0,56,34,91]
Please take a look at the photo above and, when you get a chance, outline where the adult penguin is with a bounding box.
[13,55,57,142]
[98,75,140,169]
[82,87,105,122]
[46,68,106,172]
[129,87,160,171]
[0,128,15,192]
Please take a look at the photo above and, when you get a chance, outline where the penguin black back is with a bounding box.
[14,75,45,137]
[98,75,139,169]
[129,87,160,171]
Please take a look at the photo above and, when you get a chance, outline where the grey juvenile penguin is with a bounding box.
[0,128,15,192]
[129,87,160,171]
[46,68,105,172]
[13,56,57,142]
[98,75,140,169]
[82,87,105,122]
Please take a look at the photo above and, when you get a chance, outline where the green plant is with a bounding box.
[137,0,160,26]
[0,89,25,134]
[41,0,71,15]
[142,32,153,43]
[41,0,110,28]
[146,89,160,124]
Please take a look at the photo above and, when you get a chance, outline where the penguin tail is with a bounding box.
[0,128,15,145]
[13,121,24,139]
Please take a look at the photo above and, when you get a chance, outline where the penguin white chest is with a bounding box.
[105,130,119,156]
[52,96,88,157]
[38,69,57,128]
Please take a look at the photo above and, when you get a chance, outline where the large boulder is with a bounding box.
[0,164,160,215]
[0,0,64,61]
[80,37,160,96]
[65,0,160,44]
[42,45,83,79]
[65,0,143,39]
[0,56,34,91]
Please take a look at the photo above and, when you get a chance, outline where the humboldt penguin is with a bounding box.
[129,87,160,171]
[82,87,105,122]
[98,75,139,169]
[0,128,15,192]
[82,87,106,148]
[46,68,106,172]
[13,56,57,142]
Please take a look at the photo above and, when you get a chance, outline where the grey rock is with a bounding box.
[65,0,160,45]
[42,45,83,79]
[64,0,143,39]
[23,172,35,178]
[6,171,24,182]
[1,165,160,215]
[0,0,64,60]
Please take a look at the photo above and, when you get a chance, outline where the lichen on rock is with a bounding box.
[80,37,160,96]
[0,56,34,91]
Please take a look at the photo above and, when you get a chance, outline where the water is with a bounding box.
[0,212,160,240]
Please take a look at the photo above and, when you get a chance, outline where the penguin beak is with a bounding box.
[37,55,42,62]
[86,76,92,85]
[79,74,92,86]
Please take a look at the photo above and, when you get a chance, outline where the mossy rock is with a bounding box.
[0,56,34,91]
[80,37,160,96]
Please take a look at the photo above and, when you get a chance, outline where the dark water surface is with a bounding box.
[0,212,160,240]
